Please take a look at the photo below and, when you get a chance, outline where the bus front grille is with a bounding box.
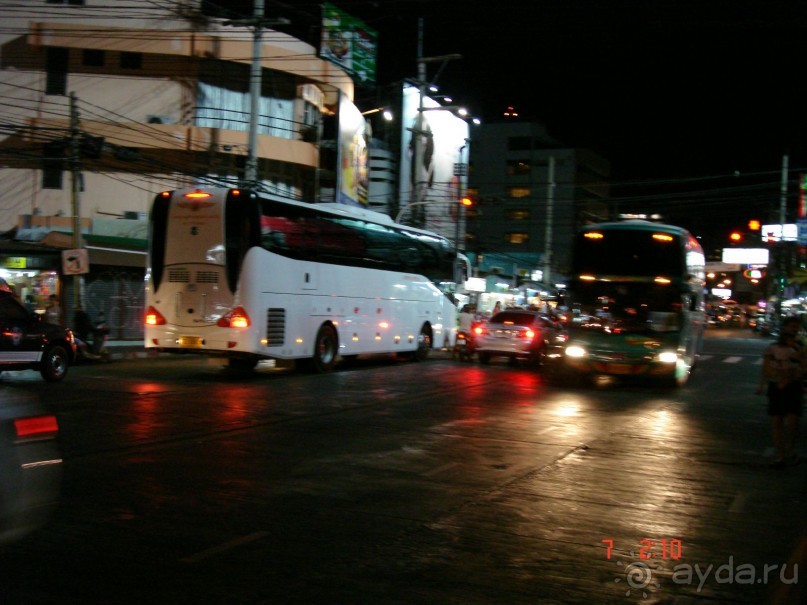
[196,271,218,283]
[266,308,285,346]
[168,268,190,282]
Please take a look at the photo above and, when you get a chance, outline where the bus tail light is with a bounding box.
[145,306,166,326]
[218,306,251,328]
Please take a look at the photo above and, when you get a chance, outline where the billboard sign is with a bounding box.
[761,223,798,242]
[398,84,470,240]
[319,3,378,84]
[335,93,369,207]
[721,248,769,265]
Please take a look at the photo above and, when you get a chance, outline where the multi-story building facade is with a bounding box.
[465,120,611,288]
[0,0,353,335]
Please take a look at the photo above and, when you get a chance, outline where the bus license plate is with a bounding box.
[178,336,204,348]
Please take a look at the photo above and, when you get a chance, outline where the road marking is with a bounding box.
[181,531,270,563]
[723,356,742,364]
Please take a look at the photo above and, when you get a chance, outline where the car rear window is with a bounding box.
[490,312,536,327]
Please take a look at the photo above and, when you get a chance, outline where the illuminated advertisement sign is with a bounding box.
[721,248,770,265]
[398,84,470,240]
[319,3,377,84]
[761,223,798,242]
[335,94,369,207]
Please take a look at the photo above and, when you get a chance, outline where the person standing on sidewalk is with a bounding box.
[756,316,807,468]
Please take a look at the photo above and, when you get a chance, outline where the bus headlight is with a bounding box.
[565,345,587,358]
[657,351,678,363]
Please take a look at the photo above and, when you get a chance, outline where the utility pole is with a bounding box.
[542,156,555,286]
[245,0,263,187]
[69,92,82,310]
[774,153,790,323]
[224,2,289,189]
[412,18,426,227]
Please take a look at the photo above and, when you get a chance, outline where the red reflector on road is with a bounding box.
[14,415,59,439]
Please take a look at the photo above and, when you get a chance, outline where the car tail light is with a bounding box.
[217,306,251,328]
[14,415,59,442]
[145,306,166,326]
[524,329,536,339]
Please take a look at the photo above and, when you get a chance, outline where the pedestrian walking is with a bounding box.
[756,316,806,468]
[45,294,61,324]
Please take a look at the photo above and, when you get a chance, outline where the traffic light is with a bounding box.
[748,219,761,231]
[460,196,473,207]
[729,231,742,243]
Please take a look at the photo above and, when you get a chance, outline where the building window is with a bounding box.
[506,209,530,220]
[506,160,531,176]
[82,49,104,67]
[505,233,529,245]
[507,186,531,199]
[45,47,68,96]
[120,52,142,69]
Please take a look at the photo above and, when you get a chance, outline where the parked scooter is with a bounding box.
[74,310,110,362]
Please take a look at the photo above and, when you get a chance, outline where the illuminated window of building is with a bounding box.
[506,233,529,244]
[507,187,531,199]
[506,209,530,220]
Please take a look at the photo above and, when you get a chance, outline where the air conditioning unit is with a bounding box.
[146,115,175,125]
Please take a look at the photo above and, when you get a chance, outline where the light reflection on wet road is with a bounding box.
[0,331,801,604]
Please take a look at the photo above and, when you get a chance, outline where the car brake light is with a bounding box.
[525,329,536,339]
[14,415,59,441]
[145,306,166,326]
[218,306,251,328]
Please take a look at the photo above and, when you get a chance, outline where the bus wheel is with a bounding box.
[310,324,339,373]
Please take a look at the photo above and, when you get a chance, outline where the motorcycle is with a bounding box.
[75,312,110,362]
[452,330,475,361]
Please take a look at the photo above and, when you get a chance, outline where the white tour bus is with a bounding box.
[144,187,460,372]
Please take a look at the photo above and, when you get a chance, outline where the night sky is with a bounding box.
[277,1,807,251]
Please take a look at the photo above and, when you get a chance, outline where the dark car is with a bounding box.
[0,400,62,544]
[0,279,76,382]
[473,309,568,367]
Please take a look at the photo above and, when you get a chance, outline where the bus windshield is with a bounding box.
[571,230,685,277]
[570,281,684,333]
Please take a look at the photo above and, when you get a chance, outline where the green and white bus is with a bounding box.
[560,219,706,386]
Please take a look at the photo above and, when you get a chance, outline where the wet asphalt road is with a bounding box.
[0,328,805,604]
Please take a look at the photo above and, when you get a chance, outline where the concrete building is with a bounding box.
[0,0,353,335]
[465,120,611,287]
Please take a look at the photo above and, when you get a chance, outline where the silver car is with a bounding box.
[474,309,568,367]
[0,401,62,544]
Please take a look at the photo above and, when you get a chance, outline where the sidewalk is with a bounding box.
[105,340,155,361]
